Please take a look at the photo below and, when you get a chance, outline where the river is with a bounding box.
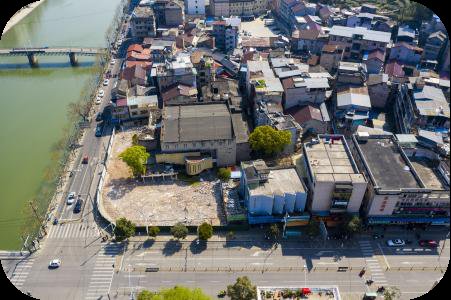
[0,0,122,250]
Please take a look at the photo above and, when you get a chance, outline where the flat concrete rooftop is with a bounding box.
[409,157,449,191]
[250,168,305,196]
[356,138,422,190]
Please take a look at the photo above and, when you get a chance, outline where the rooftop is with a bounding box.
[409,157,449,190]
[329,25,391,43]
[132,6,154,18]
[161,104,233,143]
[242,160,305,196]
[354,136,422,190]
[413,85,449,118]
[336,86,371,109]
[304,135,362,183]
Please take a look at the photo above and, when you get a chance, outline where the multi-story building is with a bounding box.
[246,60,284,107]
[185,0,205,16]
[130,5,156,38]
[281,76,330,109]
[394,82,450,134]
[336,61,367,86]
[151,53,197,91]
[240,159,308,224]
[352,133,449,226]
[335,86,371,130]
[389,42,423,66]
[328,26,391,61]
[302,135,367,221]
[320,44,344,73]
[164,1,184,27]
[160,104,237,167]
[212,17,241,52]
[423,31,448,62]
[211,0,268,18]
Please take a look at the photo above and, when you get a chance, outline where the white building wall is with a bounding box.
[311,181,334,212]
[346,181,367,213]
[185,0,205,15]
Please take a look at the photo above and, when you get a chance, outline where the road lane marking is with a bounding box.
[377,242,390,269]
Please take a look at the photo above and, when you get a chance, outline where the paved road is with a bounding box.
[58,56,122,223]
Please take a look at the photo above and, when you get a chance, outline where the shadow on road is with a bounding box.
[189,239,207,254]
[162,240,182,256]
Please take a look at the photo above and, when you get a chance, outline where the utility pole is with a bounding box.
[29,201,47,235]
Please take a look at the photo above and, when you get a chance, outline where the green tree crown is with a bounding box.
[248,125,291,157]
[119,145,150,177]
[198,222,213,241]
[171,223,189,240]
[114,217,136,242]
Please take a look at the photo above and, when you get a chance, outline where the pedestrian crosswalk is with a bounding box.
[8,257,35,288]
[47,222,101,239]
[359,240,387,285]
[85,243,124,300]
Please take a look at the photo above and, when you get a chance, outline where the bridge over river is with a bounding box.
[0,47,106,66]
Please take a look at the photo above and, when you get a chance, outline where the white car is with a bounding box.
[386,239,405,247]
[66,192,76,205]
[103,79,109,86]
[95,97,102,105]
[110,59,116,65]
[98,90,105,97]
[49,259,61,269]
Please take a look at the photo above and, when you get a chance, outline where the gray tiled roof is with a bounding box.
[162,104,233,143]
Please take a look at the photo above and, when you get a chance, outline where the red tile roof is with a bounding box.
[161,84,197,102]
[385,60,405,77]
[127,44,143,53]
[367,49,385,62]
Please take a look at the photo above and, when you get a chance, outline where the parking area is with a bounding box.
[100,130,226,226]
[240,18,281,38]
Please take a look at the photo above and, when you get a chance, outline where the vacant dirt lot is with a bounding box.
[101,130,226,226]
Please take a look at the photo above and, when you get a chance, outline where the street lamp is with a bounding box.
[303,264,307,287]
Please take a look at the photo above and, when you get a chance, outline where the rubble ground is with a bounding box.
[101,130,226,226]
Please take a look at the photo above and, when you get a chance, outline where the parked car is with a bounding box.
[95,124,103,137]
[98,89,105,97]
[419,240,439,248]
[48,259,61,269]
[386,239,405,247]
[103,79,109,86]
[82,155,89,164]
[110,59,116,65]
[73,198,84,213]
[66,192,76,205]
[95,97,102,105]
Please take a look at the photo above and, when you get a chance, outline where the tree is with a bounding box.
[119,145,150,177]
[198,222,213,241]
[344,215,362,235]
[267,224,280,240]
[138,290,153,300]
[384,287,401,300]
[305,218,320,237]
[248,125,291,157]
[137,286,210,300]
[114,217,136,242]
[226,276,257,300]
[68,101,89,122]
[148,226,160,238]
[217,168,231,181]
[171,223,188,240]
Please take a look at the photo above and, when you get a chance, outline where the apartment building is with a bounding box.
[185,0,205,16]
[211,0,268,18]
[212,17,241,52]
[302,135,367,220]
[130,6,156,38]
[328,26,391,61]
[151,53,197,91]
